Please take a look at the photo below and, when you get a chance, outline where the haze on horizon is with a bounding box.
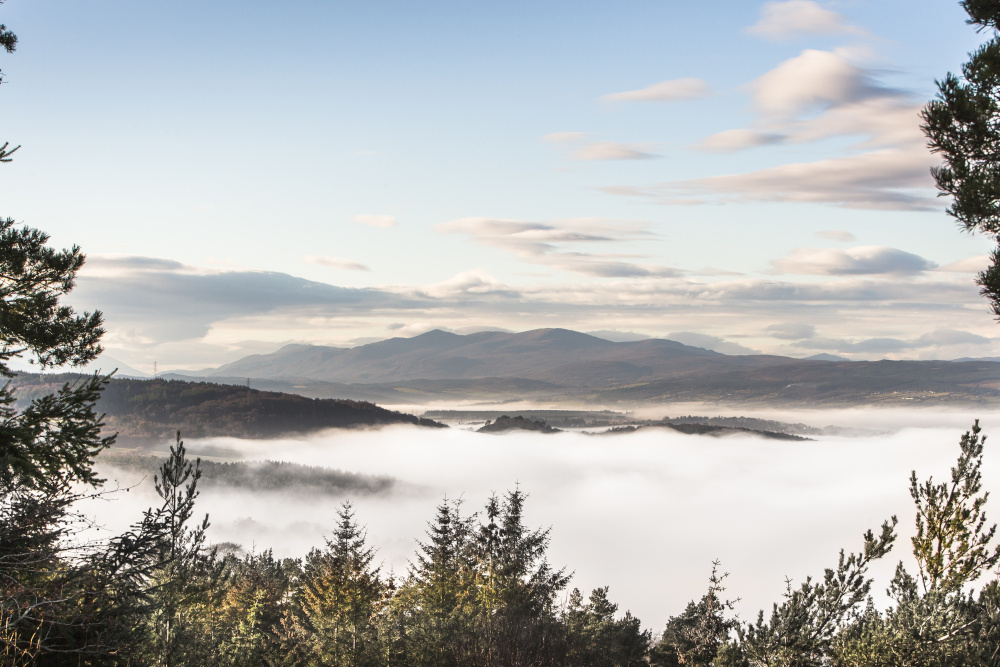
[1,0,998,373]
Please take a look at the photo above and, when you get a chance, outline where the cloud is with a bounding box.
[574,142,658,161]
[747,1,866,41]
[69,254,997,368]
[752,49,896,118]
[793,329,993,354]
[693,129,784,152]
[354,214,398,228]
[415,269,523,299]
[637,146,936,210]
[772,246,936,275]
[542,132,588,143]
[304,256,370,271]
[766,323,816,340]
[435,217,679,278]
[602,78,711,103]
[817,230,856,242]
[609,50,936,210]
[75,259,417,343]
[938,255,990,273]
[667,332,760,355]
[916,329,992,346]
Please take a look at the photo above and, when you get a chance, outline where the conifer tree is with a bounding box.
[281,501,386,667]
[923,0,1000,315]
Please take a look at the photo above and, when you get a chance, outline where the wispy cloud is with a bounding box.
[746,1,867,41]
[602,78,711,103]
[354,214,398,228]
[771,246,937,275]
[613,49,936,211]
[574,142,658,161]
[694,129,784,152]
[938,255,990,274]
[435,217,677,277]
[621,147,935,210]
[666,332,760,355]
[305,256,371,272]
[793,329,993,353]
[542,132,589,143]
[817,230,856,242]
[766,322,816,340]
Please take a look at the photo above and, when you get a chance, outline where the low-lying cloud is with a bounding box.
[80,416,1000,631]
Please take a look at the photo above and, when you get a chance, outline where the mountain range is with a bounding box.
[156,328,1000,407]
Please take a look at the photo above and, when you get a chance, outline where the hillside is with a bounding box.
[210,328,719,385]
[193,328,1000,407]
[11,375,446,442]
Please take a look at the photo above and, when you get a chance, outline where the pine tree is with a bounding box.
[281,501,386,667]
[923,0,1000,315]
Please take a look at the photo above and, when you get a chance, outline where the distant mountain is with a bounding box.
[804,353,851,362]
[194,328,1000,407]
[210,328,718,386]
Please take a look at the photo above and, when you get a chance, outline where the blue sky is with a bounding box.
[1,0,997,370]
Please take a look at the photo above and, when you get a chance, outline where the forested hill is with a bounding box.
[11,374,446,441]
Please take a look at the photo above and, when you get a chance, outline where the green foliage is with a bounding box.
[910,419,1000,593]
[650,562,738,667]
[101,454,397,496]
[10,374,445,441]
[923,0,1000,315]
[565,587,650,667]
[280,502,388,667]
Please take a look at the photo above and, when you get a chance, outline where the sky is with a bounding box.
[1,0,998,371]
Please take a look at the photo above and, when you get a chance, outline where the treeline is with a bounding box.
[11,374,446,440]
[99,454,399,496]
[9,424,1000,665]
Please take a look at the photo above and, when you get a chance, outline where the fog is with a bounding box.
[88,408,1000,631]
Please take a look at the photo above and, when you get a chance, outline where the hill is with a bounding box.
[195,329,1000,407]
[11,375,446,442]
[210,328,718,386]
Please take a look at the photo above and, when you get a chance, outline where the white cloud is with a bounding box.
[667,332,760,355]
[435,217,677,278]
[605,50,936,210]
[602,78,711,103]
[648,146,935,210]
[817,230,856,242]
[693,129,784,152]
[938,255,990,273]
[752,49,888,117]
[304,256,370,271]
[747,1,865,41]
[766,322,816,340]
[542,132,588,143]
[354,214,398,228]
[792,329,993,354]
[574,142,658,161]
[771,246,937,275]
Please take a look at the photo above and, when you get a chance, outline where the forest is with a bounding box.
[10,374,445,442]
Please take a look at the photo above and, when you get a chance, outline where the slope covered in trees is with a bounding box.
[11,374,445,441]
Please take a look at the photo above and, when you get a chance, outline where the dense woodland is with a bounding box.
[11,374,445,441]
